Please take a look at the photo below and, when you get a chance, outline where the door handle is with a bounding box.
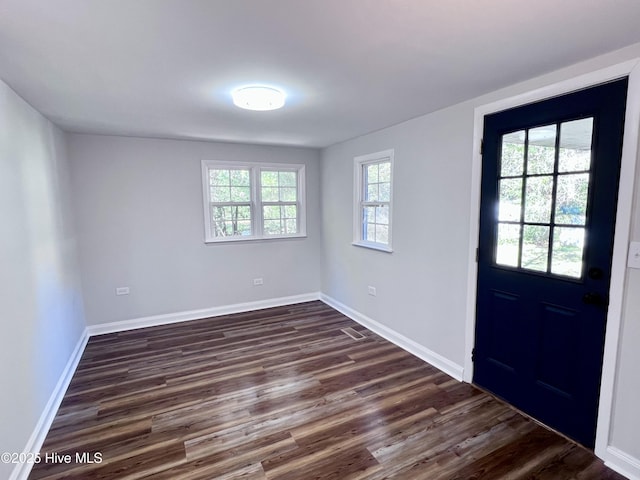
[582,292,608,307]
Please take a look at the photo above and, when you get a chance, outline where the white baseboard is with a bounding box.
[87,292,321,336]
[605,446,640,480]
[320,293,464,381]
[10,329,89,480]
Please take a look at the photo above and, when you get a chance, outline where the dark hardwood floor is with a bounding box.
[29,301,625,479]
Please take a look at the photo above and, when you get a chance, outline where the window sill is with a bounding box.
[205,233,307,244]
[352,241,393,253]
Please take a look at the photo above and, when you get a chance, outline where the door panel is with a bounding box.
[535,303,578,396]
[474,79,628,448]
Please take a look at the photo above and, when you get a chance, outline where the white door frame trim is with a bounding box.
[464,59,640,460]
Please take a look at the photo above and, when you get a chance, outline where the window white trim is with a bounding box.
[201,160,306,243]
[353,149,394,252]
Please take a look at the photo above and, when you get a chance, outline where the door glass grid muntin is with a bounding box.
[495,117,594,279]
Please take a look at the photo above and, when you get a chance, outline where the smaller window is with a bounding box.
[353,149,394,252]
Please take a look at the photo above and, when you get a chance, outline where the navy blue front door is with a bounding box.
[474,79,628,448]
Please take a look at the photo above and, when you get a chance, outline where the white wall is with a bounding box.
[67,134,322,327]
[611,136,640,461]
[0,80,86,479]
[322,102,474,367]
[321,44,640,476]
[613,269,640,462]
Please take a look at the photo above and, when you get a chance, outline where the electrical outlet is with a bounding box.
[116,287,130,296]
[253,278,264,286]
[368,286,377,296]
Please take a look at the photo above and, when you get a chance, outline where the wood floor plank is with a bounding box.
[28,301,626,479]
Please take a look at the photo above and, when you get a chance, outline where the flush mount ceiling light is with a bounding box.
[231,85,286,111]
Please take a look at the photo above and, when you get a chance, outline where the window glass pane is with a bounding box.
[375,205,389,225]
[264,219,282,235]
[262,205,297,236]
[279,171,297,187]
[378,161,391,182]
[284,205,297,218]
[239,206,251,220]
[375,225,389,244]
[285,219,297,234]
[230,169,250,186]
[555,173,589,225]
[211,205,252,237]
[496,223,520,267]
[522,225,550,272]
[379,182,391,202]
[527,124,556,175]
[261,170,298,204]
[262,187,279,202]
[498,178,522,222]
[263,205,280,219]
[559,118,593,172]
[210,169,230,186]
[261,170,279,187]
[235,220,251,234]
[365,223,375,242]
[367,184,378,202]
[524,176,553,223]
[364,206,376,223]
[230,186,250,202]
[366,164,379,183]
[280,187,297,202]
[362,203,390,245]
[501,131,525,177]
[551,227,585,278]
[211,186,230,203]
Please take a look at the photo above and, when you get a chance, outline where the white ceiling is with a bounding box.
[2,1,640,148]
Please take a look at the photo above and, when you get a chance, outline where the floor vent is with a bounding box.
[341,327,366,341]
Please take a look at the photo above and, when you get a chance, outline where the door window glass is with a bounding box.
[496,223,521,267]
[522,225,550,272]
[498,178,522,221]
[495,117,594,278]
[551,227,585,277]
[524,176,553,223]
[559,118,593,172]
[501,131,525,176]
[527,124,556,174]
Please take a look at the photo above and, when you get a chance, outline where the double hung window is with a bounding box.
[353,149,394,252]
[202,161,306,242]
